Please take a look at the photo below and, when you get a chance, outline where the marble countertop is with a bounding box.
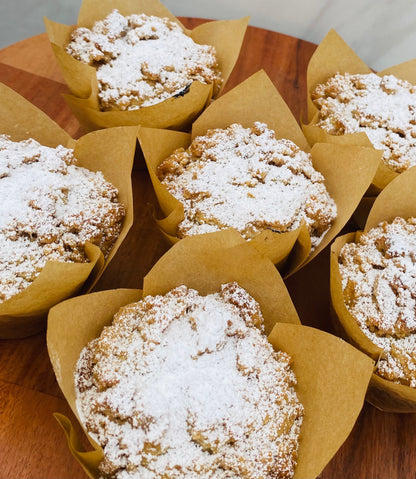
[3,0,416,72]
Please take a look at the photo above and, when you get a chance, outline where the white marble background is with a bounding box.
[2,0,416,71]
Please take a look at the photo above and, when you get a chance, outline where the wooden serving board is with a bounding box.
[0,18,414,479]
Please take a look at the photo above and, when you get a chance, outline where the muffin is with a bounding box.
[312,72,416,174]
[0,135,125,303]
[46,0,250,132]
[157,122,337,249]
[338,216,416,387]
[75,282,304,478]
[140,70,381,275]
[66,9,222,112]
[49,229,375,477]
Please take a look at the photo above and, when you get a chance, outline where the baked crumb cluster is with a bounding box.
[312,72,416,173]
[0,135,124,303]
[339,217,416,387]
[66,10,222,111]
[75,283,304,479]
[158,122,337,248]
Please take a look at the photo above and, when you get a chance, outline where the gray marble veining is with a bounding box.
[2,0,416,71]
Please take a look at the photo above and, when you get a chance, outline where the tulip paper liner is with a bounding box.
[138,70,381,277]
[47,229,373,479]
[44,0,249,132]
[303,28,416,193]
[0,82,136,338]
[331,166,416,412]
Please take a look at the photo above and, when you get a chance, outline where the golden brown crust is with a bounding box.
[158,122,337,248]
[0,135,124,302]
[66,10,222,111]
[339,217,416,387]
[312,72,416,173]
[75,283,304,478]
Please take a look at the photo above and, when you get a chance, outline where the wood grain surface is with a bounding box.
[0,18,414,479]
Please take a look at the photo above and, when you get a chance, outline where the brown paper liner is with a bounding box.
[138,70,381,276]
[47,230,373,478]
[0,83,136,338]
[268,323,373,479]
[44,0,249,132]
[366,374,416,413]
[330,166,416,412]
[303,29,416,193]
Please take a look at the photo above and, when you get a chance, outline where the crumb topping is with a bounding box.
[66,10,222,111]
[75,283,304,478]
[157,122,337,248]
[339,217,416,386]
[0,135,125,303]
[312,72,416,173]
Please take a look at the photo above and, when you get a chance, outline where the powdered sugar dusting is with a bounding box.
[66,10,222,111]
[339,217,416,386]
[75,283,304,478]
[0,135,125,303]
[158,122,337,248]
[312,72,416,173]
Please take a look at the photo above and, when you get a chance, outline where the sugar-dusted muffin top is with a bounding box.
[66,9,222,111]
[0,135,125,303]
[75,283,304,479]
[339,217,416,386]
[158,122,337,248]
[312,72,416,173]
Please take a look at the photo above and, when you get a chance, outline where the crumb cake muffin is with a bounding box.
[339,217,416,387]
[312,72,416,173]
[157,122,337,249]
[75,282,304,478]
[0,135,125,303]
[66,9,222,111]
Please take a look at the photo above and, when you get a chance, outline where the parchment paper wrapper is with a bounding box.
[0,83,135,338]
[303,28,416,194]
[331,166,416,412]
[47,229,373,478]
[138,70,381,277]
[44,0,248,132]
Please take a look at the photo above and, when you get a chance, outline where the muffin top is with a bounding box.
[0,135,124,303]
[158,122,337,248]
[312,72,416,173]
[75,283,304,478]
[339,217,416,386]
[66,9,222,111]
